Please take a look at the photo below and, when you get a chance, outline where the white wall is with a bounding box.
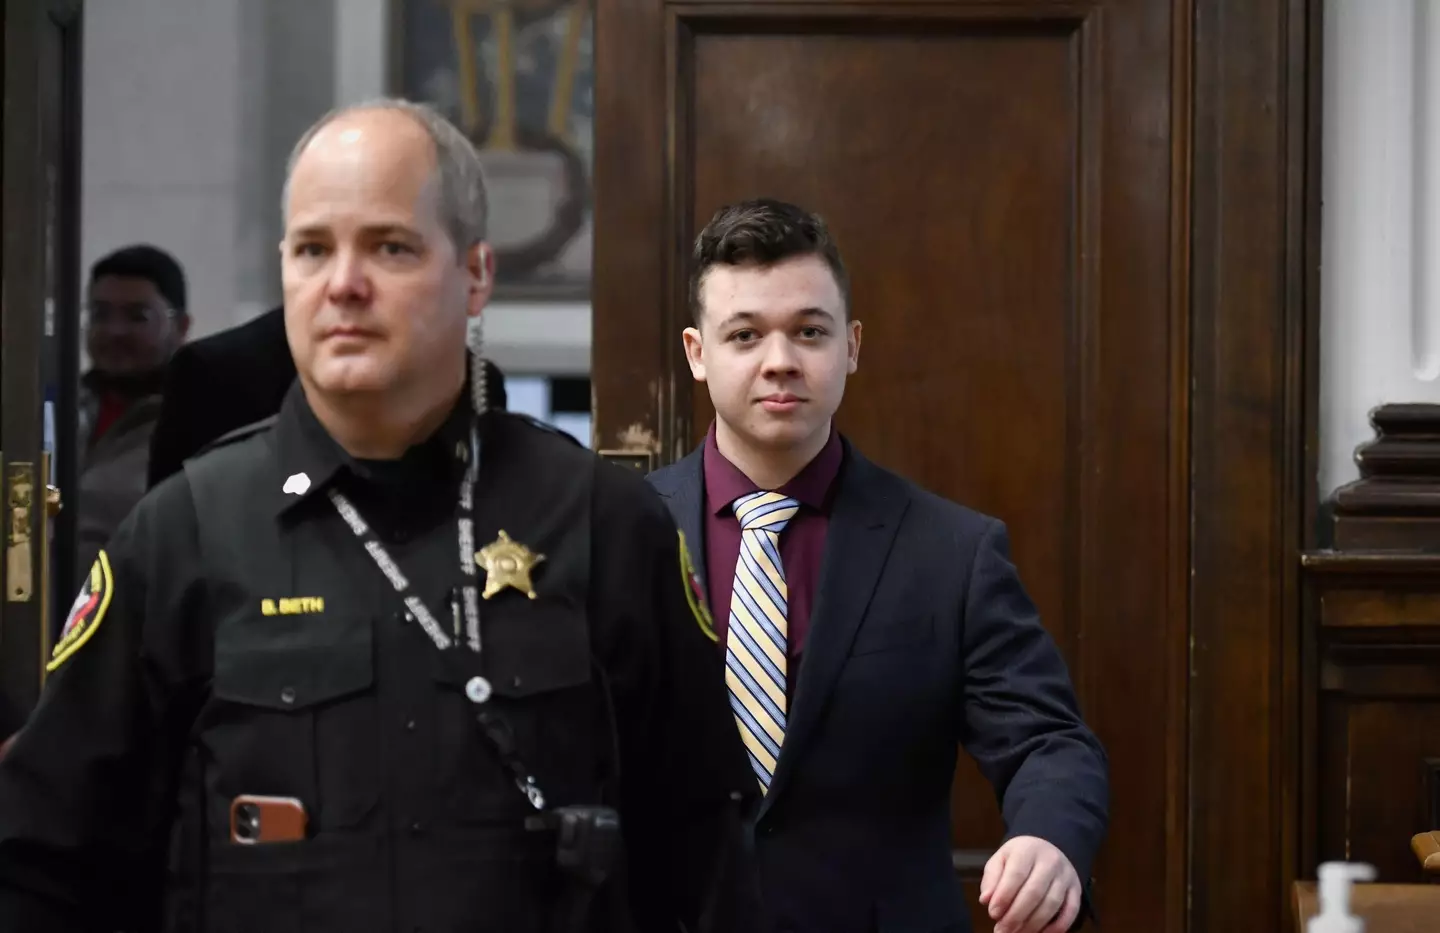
[81,0,253,337]
[81,0,591,377]
[1320,0,1440,496]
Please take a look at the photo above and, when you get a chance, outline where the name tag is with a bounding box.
[261,597,325,616]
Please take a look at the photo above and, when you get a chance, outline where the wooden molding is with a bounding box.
[1331,404,1440,550]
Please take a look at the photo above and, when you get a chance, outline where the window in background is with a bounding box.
[549,375,592,447]
[501,374,590,447]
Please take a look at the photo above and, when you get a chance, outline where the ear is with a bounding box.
[465,241,496,318]
[846,320,862,375]
[176,314,192,340]
[682,327,707,382]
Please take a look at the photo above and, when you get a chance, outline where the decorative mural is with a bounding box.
[397,0,594,300]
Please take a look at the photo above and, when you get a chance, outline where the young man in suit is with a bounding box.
[647,198,1109,933]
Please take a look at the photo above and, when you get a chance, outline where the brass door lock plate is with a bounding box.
[6,462,35,602]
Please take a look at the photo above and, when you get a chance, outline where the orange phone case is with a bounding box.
[230,795,308,845]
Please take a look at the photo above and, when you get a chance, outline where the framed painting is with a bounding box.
[391,0,593,301]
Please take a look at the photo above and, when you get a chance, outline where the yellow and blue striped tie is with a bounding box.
[726,490,801,791]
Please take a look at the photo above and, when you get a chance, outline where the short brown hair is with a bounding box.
[688,198,850,325]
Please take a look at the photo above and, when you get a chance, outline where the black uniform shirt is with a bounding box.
[0,383,755,933]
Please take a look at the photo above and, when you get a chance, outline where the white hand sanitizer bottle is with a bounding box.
[1307,861,1376,933]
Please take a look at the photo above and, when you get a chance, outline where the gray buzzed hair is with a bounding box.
[282,97,489,250]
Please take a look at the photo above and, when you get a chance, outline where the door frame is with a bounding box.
[0,0,84,718]
[1186,0,1316,929]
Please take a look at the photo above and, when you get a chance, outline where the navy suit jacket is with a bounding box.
[648,439,1109,933]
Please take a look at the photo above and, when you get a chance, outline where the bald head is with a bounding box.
[286,110,444,254]
[282,98,489,252]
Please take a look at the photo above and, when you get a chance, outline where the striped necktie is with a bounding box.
[725,490,801,792]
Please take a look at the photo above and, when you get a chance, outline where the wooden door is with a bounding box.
[592,0,1313,930]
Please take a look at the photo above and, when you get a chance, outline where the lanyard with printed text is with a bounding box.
[324,423,549,811]
[328,425,482,655]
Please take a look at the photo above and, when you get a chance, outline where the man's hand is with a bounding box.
[979,836,1082,933]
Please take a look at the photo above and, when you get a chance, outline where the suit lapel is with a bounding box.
[650,448,709,595]
[759,446,908,819]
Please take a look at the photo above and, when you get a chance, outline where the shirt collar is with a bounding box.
[702,420,844,517]
[271,380,474,518]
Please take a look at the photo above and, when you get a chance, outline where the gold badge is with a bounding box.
[475,530,545,600]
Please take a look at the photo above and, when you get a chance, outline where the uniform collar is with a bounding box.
[270,380,474,518]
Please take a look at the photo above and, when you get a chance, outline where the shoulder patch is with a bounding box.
[677,530,717,642]
[47,551,115,672]
[193,414,279,460]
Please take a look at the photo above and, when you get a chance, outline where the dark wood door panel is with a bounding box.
[686,22,1079,654]
[1318,689,1440,884]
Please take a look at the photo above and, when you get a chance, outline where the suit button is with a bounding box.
[405,719,417,731]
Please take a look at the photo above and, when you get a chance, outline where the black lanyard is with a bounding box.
[328,425,482,654]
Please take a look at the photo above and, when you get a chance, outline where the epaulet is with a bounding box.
[503,411,584,448]
[193,414,279,459]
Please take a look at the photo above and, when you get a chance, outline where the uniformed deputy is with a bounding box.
[0,99,754,933]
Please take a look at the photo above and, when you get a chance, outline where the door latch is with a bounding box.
[6,462,35,602]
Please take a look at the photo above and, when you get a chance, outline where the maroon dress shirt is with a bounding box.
[703,422,843,692]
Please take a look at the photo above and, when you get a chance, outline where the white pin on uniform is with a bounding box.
[465,676,492,704]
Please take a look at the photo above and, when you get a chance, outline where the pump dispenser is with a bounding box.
[1307,861,1376,933]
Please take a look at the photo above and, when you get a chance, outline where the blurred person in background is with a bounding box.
[77,244,189,582]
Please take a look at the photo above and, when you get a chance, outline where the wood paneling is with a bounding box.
[1302,407,1440,893]
[1321,590,1440,629]
[1303,555,1440,888]
[594,0,1316,929]
[1180,1,1313,931]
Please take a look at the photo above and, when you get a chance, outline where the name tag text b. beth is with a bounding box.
[261,597,325,616]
